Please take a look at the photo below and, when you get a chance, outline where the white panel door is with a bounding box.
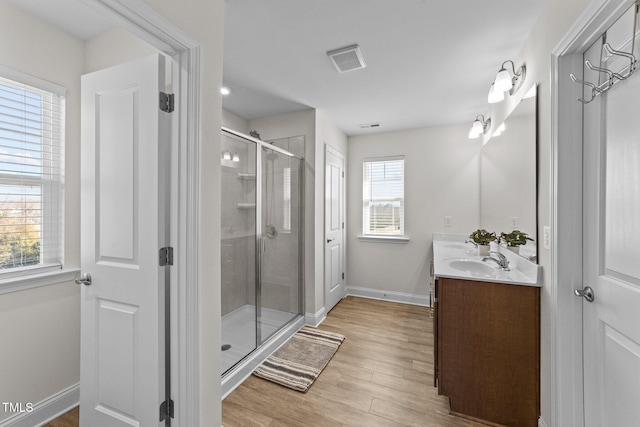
[325,147,345,313]
[582,15,640,426]
[80,54,170,427]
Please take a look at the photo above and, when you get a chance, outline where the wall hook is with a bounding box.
[584,60,624,85]
[603,43,637,77]
[569,73,602,103]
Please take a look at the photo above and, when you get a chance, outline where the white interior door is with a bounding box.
[325,147,345,313]
[581,10,640,425]
[80,54,171,427]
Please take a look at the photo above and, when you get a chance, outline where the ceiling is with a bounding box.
[223,0,548,135]
[5,0,548,136]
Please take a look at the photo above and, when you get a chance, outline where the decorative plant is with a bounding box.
[469,229,497,245]
[500,230,533,247]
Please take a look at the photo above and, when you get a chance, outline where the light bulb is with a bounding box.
[494,68,513,93]
[471,119,484,135]
[488,83,504,103]
[220,87,231,95]
[468,128,481,139]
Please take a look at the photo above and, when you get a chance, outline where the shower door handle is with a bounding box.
[261,235,266,252]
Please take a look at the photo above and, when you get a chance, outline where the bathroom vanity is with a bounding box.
[432,234,541,427]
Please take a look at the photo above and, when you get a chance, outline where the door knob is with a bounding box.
[75,273,92,286]
[327,238,334,243]
[574,286,594,302]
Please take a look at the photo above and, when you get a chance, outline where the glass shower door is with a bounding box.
[258,143,303,344]
[220,132,257,375]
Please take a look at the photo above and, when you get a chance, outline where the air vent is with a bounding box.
[359,122,381,129]
[327,45,367,73]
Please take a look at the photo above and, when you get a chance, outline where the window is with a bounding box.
[362,156,404,236]
[283,167,291,232]
[0,68,65,276]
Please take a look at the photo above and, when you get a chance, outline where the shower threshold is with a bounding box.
[221,304,299,375]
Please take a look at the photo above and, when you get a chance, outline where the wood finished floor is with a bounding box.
[222,296,484,427]
[43,406,78,427]
[50,297,483,426]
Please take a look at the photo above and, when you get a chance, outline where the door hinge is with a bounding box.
[342,272,345,280]
[159,398,174,422]
[159,247,174,266]
[160,92,175,113]
[342,171,344,178]
[342,222,345,229]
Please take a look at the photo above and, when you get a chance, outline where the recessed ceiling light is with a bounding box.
[220,87,231,95]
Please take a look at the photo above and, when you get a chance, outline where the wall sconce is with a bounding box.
[488,60,526,103]
[469,115,491,139]
[232,153,240,162]
[222,151,231,160]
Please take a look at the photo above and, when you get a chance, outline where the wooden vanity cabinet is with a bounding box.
[434,277,540,427]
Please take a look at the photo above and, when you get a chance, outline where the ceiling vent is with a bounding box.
[327,45,367,73]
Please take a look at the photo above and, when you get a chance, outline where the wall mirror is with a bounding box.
[480,87,538,262]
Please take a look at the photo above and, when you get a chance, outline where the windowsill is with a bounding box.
[358,235,410,243]
[0,267,81,295]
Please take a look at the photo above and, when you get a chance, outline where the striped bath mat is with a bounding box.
[253,326,346,392]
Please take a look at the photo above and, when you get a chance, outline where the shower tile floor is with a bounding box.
[221,304,297,374]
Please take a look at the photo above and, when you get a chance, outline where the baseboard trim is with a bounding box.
[0,384,79,427]
[305,306,327,327]
[347,287,429,306]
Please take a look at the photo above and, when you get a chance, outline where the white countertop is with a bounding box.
[433,233,542,287]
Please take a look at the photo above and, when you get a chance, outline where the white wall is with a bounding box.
[222,109,249,133]
[0,2,84,422]
[84,27,159,74]
[347,124,480,299]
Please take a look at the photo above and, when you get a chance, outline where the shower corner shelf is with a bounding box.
[237,202,256,210]
[237,173,256,180]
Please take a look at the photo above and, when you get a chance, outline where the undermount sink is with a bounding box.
[448,259,497,276]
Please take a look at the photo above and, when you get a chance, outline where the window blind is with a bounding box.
[362,156,404,236]
[0,72,65,273]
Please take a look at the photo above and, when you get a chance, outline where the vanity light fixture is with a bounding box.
[487,82,504,104]
[491,60,526,97]
[469,115,491,139]
[232,153,240,162]
[222,151,231,161]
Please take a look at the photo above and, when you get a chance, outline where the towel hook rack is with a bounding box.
[569,2,639,104]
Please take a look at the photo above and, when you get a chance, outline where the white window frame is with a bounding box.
[360,155,408,242]
[0,66,77,293]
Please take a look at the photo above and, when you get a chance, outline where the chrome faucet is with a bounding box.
[482,251,510,271]
[464,239,478,248]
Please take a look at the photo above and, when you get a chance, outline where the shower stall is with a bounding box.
[220,127,305,394]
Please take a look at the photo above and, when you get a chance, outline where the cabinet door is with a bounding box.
[437,278,540,427]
